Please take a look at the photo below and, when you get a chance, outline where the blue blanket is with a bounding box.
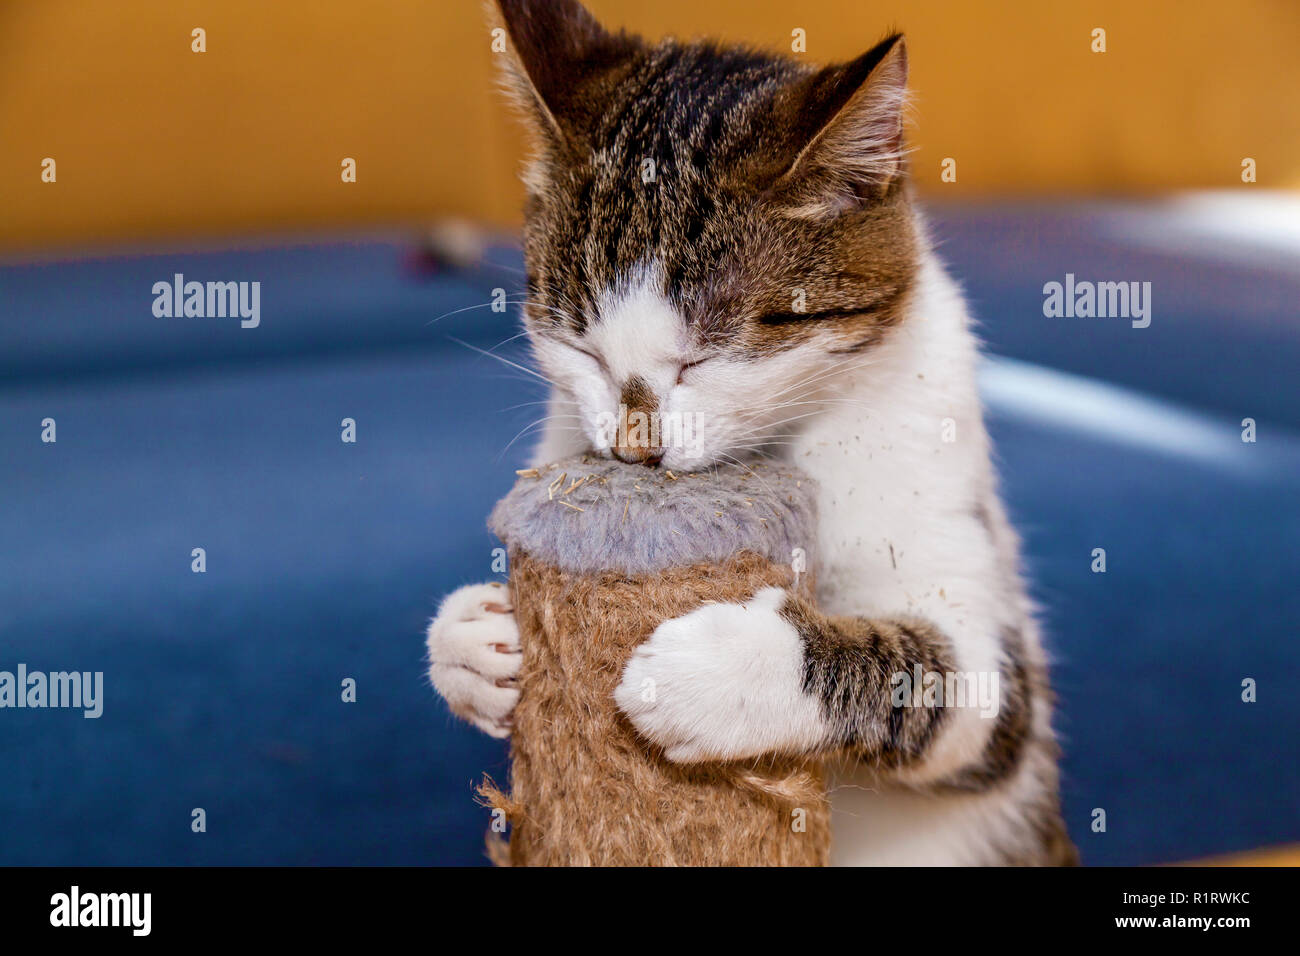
[1,204,1295,865]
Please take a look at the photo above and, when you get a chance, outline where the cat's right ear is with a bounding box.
[491,0,637,150]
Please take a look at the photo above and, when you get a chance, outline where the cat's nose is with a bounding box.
[611,375,663,467]
[611,445,663,467]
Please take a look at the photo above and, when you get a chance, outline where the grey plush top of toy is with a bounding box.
[489,456,818,576]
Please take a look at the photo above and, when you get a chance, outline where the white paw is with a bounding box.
[614,587,828,763]
[427,581,520,738]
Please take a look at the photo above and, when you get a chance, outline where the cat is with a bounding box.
[426,0,1077,866]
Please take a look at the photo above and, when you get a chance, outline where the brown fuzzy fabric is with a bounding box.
[484,457,829,865]
[497,549,830,866]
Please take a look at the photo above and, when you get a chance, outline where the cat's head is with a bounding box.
[495,0,919,470]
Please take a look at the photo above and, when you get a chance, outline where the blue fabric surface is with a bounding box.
[0,205,1296,865]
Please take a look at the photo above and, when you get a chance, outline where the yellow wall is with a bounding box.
[2,0,1297,251]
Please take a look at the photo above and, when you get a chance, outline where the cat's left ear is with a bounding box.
[774,34,909,216]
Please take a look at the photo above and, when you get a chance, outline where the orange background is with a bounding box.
[2,0,1296,252]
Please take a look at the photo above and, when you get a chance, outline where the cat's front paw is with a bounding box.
[614,587,828,763]
[426,582,520,738]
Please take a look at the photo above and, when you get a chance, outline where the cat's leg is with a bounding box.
[615,587,831,762]
[614,586,1028,790]
[427,391,583,736]
[427,582,520,738]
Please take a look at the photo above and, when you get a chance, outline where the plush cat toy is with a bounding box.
[480,455,829,866]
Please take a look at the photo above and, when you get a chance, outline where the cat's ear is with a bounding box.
[491,0,637,148]
[774,34,909,216]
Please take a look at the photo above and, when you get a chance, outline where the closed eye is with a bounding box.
[566,341,610,375]
[757,306,873,325]
[676,357,716,385]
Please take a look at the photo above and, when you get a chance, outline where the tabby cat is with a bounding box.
[427,0,1077,866]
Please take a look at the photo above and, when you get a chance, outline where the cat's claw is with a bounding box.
[427,582,520,738]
